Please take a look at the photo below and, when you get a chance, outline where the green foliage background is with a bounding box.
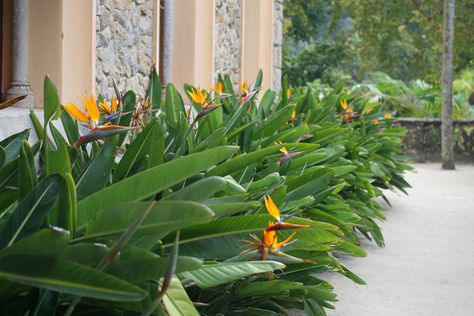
[284,0,474,84]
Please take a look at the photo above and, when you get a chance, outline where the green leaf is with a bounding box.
[147,66,162,110]
[29,110,44,140]
[81,201,214,242]
[207,201,260,217]
[253,105,295,138]
[77,146,238,226]
[43,76,61,123]
[234,280,303,297]
[0,146,5,168]
[254,69,263,90]
[18,141,37,199]
[163,83,184,129]
[60,109,80,145]
[55,173,77,233]
[0,129,30,164]
[0,175,63,250]
[0,254,147,301]
[162,177,227,202]
[207,145,282,177]
[113,119,164,182]
[286,174,332,201]
[0,227,70,257]
[45,129,71,176]
[162,277,200,316]
[179,261,285,288]
[76,138,117,200]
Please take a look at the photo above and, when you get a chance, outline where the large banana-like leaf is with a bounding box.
[18,141,37,199]
[207,145,282,177]
[113,119,164,182]
[77,146,238,226]
[80,201,214,241]
[61,244,202,283]
[0,129,30,164]
[179,261,285,288]
[0,253,147,301]
[162,176,227,202]
[162,277,199,316]
[164,215,340,259]
[76,137,117,200]
[0,175,63,250]
[146,66,161,110]
[43,76,61,124]
[234,280,304,297]
[0,227,69,257]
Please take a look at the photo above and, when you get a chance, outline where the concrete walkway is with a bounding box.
[325,163,474,316]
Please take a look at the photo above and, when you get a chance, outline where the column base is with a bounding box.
[5,83,35,109]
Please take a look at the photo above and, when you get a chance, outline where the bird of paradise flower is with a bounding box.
[63,95,134,147]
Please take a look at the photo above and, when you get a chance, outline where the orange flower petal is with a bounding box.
[341,99,348,110]
[111,97,118,112]
[240,80,249,94]
[213,82,223,94]
[262,228,277,247]
[82,95,99,123]
[63,102,89,122]
[264,196,281,222]
[100,101,112,115]
[273,231,296,249]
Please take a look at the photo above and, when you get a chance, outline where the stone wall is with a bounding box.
[95,0,284,97]
[396,118,474,162]
[272,0,283,92]
[214,0,242,86]
[96,0,154,99]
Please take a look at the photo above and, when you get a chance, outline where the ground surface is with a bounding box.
[323,163,474,316]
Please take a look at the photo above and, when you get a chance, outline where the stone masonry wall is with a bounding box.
[273,0,283,92]
[396,118,474,162]
[214,0,242,86]
[96,0,154,99]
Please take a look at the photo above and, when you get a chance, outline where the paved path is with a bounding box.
[324,163,474,316]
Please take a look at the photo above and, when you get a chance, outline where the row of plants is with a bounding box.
[305,70,474,119]
[0,69,411,315]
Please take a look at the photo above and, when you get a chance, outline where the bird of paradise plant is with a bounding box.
[240,80,259,105]
[63,94,133,147]
[275,141,302,164]
[187,86,220,121]
[241,196,309,261]
[339,99,359,123]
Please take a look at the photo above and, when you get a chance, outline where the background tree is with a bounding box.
[283,0,474,86]
[441,0,456,169]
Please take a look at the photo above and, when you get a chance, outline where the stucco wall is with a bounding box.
[95,0,154,99]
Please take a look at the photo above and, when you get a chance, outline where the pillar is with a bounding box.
[5,0,34,108]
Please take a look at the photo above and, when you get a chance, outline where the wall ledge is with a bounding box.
[0,107,43,143]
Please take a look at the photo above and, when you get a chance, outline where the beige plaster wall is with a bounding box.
[62,0,96,104]
[172,0,215,92]
[241,0,274,91]
[29,0,63,108]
